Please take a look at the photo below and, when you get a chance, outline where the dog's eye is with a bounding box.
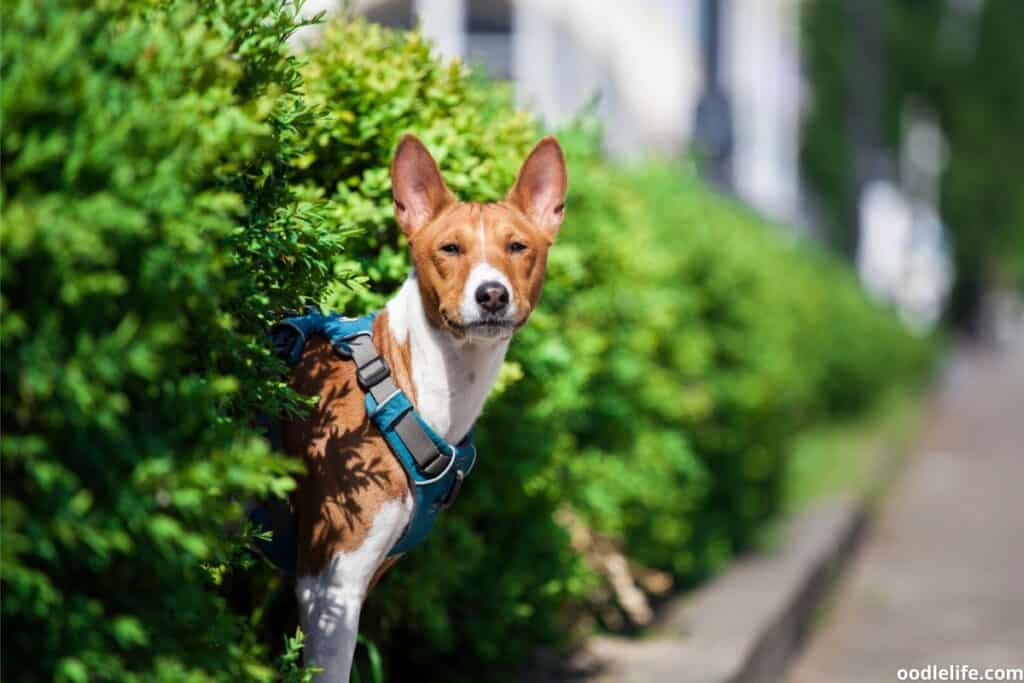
[440,243,461,255]
[509,241,528,254]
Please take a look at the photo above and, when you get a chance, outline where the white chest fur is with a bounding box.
[385,277,510,442]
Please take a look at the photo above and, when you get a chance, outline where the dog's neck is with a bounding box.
[384,275,510,443]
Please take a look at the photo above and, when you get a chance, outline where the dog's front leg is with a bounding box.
[296,497,413,682]
[296,562,365,682]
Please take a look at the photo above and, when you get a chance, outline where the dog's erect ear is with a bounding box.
[391,134,455,238]
[506,136,568,240]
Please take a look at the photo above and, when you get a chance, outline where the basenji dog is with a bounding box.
[282,134,568,681]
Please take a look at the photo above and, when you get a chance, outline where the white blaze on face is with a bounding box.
[460,212,516,324]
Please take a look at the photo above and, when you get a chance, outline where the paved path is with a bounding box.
[789,342,1024,682]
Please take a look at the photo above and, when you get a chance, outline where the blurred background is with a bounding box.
[2,1,1021,682]
[304,0,1023,334]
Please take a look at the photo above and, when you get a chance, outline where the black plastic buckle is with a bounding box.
[440,469,465,509]
[420,449,451,477]
[356,356,390,389]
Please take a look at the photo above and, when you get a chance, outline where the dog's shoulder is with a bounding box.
[288,335,362,415]
[284,335,411,575]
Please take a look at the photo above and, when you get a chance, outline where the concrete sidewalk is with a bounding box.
[788,343,1024,682]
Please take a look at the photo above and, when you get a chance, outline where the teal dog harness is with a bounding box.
[252,309,477,572]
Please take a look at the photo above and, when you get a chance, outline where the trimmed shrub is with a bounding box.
[1,1,338,679]
[552,149,931,580]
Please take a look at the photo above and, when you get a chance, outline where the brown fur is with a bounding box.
[283,313,414,577]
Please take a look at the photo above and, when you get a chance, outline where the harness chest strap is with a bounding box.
[255,311,477,570]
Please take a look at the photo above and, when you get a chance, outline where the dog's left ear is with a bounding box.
[507,136,568,240]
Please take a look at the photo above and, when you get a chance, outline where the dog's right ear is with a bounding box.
[391,134,455,239]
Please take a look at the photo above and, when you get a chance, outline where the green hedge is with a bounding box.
[2,7,932,682]
[551,145,931,582]
[1,1,337,679]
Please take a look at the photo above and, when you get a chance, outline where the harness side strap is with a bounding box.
[347,336,451,477]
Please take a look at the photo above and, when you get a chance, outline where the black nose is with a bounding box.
[475,281,510,313]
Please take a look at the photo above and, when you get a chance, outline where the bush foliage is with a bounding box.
[1,0,336,679]
[2,6,932,682]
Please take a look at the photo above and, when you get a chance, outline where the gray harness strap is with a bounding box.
[348,335,452,477]
[255,308,476,564]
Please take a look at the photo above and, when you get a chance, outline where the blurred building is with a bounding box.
[299,0,805,229]
[296,0,953,329]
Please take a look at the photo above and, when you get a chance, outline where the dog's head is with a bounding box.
[391,135,567,342]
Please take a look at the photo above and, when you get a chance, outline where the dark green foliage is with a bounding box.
[799,0,856,256]
[801,0,1024,322]
[896,0,1024,313]
[1,0,337,679]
